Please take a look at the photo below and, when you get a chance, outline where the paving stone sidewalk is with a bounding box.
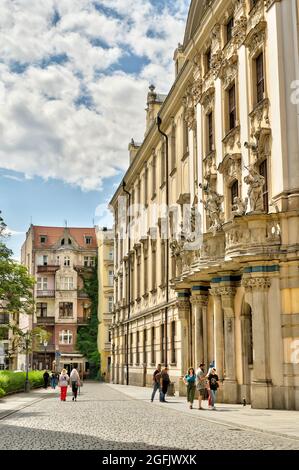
[0,382,298,450]
[107,383,299,440]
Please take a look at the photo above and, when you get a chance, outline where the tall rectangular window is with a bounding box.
[64,256,70,267]
[36,303,47,317]
[151,248,156,291]
[61,277,73,290]
[108,270,114,286]
[207,112,214,153]
[259,159,269,212]
[161,324,165,365]
[228,84,236,130]
[171,321,176,364]
[226,17,234,43]
[231,180,239,211]
[143,330,147,365]
[144,247,148,294]
[37,277,48,290]
[108,296,113,313]
[151,326,155,364]
[130,332,133,365]
[205,48,211,73]
[161,241,166,286]
[256,53,264,104]
[171,126,176,171]
[144,167,148,206]
[136,331,140,365]
[59,302,73,318]
[42,255,48,266]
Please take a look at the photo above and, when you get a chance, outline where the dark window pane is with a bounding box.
[231,180,239,210]
[226,17,234,43]
[228,85,236,130]
[259,159,269,212]
[256,53,264,103]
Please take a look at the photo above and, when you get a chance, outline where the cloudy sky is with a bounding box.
[0,0,190,257]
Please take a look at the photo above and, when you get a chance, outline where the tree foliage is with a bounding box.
[0,211,35,318]
[76,261,100,378]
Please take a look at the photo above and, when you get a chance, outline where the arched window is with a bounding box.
[61,239,65,246]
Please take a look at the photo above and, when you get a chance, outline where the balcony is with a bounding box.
[77,290,90,299]
[74,265,94,275]
[36,290,55,298]
[36,316,55,325]
[37,265,60,274]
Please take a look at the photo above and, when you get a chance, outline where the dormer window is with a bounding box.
[61,239,65,246]
[68,238,72,245]
[85,236,92,245]
[40,235,47,244]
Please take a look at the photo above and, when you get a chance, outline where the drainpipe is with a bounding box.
[156,115,169,366]
[122,181,131,385]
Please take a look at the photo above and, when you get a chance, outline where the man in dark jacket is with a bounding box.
[151,364,162,402]
[43,370,50,389]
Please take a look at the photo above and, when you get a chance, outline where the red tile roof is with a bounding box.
[32,226,97,249]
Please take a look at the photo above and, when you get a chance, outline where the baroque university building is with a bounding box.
[110,0,299,409]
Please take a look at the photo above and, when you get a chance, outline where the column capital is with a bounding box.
[210,287,222,297]
[190,294,208,306]
[210,286,236,297]
[242,277,271,291]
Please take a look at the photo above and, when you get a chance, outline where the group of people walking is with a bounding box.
[43,367,82,402]
[184,363,219,410]
[150,362,219,410]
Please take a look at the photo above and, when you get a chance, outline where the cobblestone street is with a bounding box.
[0,383,298,450]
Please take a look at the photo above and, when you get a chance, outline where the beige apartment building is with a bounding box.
[96,228,114,381]
[110,0,299,410]
[21,225,97,376]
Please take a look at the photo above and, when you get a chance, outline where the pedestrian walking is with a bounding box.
[195,363,207,410]
[70,366,80,402]
[183,367,196,409]
[58,369,69,401]
[43,370,49,389]
[50,371,57,389]
[159,366,170,402]
[206,362,214,407]
[207,367,220,410]
[151,364,162,402]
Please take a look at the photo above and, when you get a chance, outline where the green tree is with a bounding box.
[0,211,35,319]
[76,261,100,379]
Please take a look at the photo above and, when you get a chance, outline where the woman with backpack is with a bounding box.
[58,369,69,401]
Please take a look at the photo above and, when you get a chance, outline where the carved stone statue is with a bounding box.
[200,183,224,235]
[232,196,248,216]
[244,166,265,212]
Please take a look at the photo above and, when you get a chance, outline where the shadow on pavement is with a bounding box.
[0,423,178,450]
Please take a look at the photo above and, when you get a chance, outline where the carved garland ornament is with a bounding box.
[242,277,271,290]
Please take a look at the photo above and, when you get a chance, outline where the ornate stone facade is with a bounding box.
[109,0,299,410]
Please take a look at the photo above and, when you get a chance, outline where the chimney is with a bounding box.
[128,138,140,164]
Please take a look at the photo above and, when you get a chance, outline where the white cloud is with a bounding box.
[0,0,190,191]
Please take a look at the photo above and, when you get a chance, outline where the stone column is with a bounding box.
[242,277,272,409]
[190,293,208,368]
[210,288,224,381]
[176,295,191,396]
[219,287,238,403]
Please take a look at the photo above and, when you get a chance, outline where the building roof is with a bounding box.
[31,226,97,249]
[183,0,206,48]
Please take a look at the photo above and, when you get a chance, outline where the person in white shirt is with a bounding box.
[70,367,81,401]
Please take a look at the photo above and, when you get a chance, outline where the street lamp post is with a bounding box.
[24,334,30,393]
[43,340,48,370]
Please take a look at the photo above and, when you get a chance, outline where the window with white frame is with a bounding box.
[85,236,92,245]
[108,249,113,261]
[61,277,74,290]
[108,296,113,313]
[37,277,48,290]
[59,330,73,345]
[84,256,95,267]
[42,255,48,266]
[64,256,70,267]
[108,270,114,286]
